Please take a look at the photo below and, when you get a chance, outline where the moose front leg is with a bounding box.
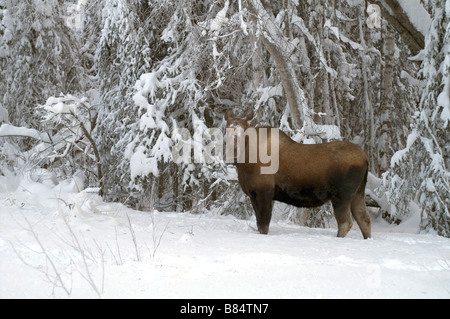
[249,190,274,234]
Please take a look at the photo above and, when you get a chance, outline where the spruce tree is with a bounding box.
[386,0,449,236]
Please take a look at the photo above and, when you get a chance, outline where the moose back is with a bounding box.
[225,109,371,239]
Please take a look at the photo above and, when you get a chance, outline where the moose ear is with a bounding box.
[225,109,234,121]
[244,109,254,123]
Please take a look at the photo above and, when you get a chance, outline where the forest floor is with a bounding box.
[1,173,449,299]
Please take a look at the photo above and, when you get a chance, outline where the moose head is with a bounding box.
[224,109,254,162]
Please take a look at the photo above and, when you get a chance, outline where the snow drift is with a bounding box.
[1,174,449,298]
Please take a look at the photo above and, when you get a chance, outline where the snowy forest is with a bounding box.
[0,0,449,236]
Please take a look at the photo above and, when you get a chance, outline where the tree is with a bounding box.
[246,0,309,130]
[38,94,103,194]
[377,24,394,176]
[90,0,154,206]
[385,0,449,236]
[0,0,84,131]
[0,0,86,178]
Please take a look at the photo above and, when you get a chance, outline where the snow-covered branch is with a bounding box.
[246,0,311,130]
[38,94,103,195]
[0,124,51,143]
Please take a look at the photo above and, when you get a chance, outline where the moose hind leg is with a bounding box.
[249,190,274,235]
[332,199,353,238]
[351,193,372,239]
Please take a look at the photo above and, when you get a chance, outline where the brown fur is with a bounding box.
[225,109,371,239]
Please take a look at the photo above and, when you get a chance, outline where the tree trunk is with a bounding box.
[251,35,264,90]
[378,25,395,177]
[246,0,311,130]
[358,6,376,170]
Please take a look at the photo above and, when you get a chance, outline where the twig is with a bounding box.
[11,215,72,296]
[59,211,102,298]
[126,214,140,261]
[151,212,169,257]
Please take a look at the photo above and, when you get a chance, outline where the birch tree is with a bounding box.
[378,25,395,176]
[246,0,310,130]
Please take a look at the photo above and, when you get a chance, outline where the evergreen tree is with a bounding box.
[0,0,85,175]
[0,0,83,131]
[90,0,154,205]
[386,0,449,236]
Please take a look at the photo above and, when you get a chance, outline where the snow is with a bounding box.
[313,124,342,140]
[390,129,419,167]
[400,70,424,87]
[397,0,431,36]
[324,19,340,40]
[210,0,229,33]
[340,33,365,51]
[238,0,248,36]
[437,30,450,126]
[1,174,449,299]
[129,147,159,179]
[345,0,364,6]
[0,123,51,143]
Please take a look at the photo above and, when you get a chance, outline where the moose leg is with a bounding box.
[249,190,274,234]
[332,199,353,238]
[351,193,372,239]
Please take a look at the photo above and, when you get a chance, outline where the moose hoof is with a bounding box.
[257,225,269,235]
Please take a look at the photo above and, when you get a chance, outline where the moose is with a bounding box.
[225,109,371,239]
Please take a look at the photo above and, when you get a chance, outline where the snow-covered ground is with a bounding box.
[1,174,449,299]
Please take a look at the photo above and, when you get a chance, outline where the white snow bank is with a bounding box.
[0,175,449,298]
